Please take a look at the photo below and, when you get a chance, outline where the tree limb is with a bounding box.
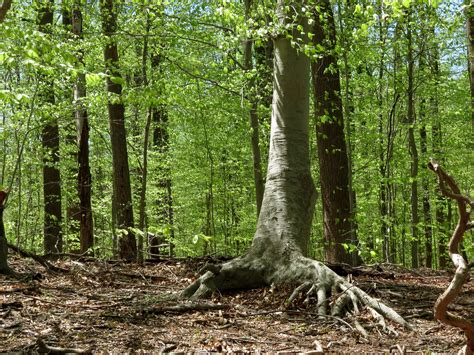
[428,159,474,354]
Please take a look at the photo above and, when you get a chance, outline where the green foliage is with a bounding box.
[0,0,471,267]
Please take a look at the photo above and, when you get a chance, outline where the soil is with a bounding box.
[0,254,472,353]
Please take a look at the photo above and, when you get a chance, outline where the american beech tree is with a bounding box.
[181,1,409,328]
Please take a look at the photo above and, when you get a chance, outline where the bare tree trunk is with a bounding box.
[62,4,81,252]
[420,122,432,267]
[0,191,13,274]
[138,15,151,263]
[100,0,136,261]
[426,22,448,269]
[151,51,175,257]
[406,10,419,269]
[336,0,358,250]
[466,1,474,131]
[72,1,94,254]
[0,0,12,23]
[243,0,264,218]
[377,0,388,260]
[312,0,361,266]
[38,0,62,254]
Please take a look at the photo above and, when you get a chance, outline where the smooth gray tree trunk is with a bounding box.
[179,1,409,330]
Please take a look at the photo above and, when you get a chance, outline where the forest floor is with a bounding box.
[0,254,472,353]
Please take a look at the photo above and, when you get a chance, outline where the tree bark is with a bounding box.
[243,0,264,218]
[312,0,361,266]
[180,2,408,331]
[100,0,136,261]
[72,0,94,253]
[151,52,175,257]
[0,191,13,274]
[406,9,419,269]
[0,0,12,23]
[466,1,474,131]
[38,0,62,254]
[137,13,152,263]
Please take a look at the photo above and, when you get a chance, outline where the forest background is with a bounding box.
[0,0,473,268]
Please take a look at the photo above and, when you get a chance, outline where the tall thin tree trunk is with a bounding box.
[420,121,432,267]
[38,0,62,254]
[377,0,388,260]
[100,0,136,261]
[138,16,151,263]
[466,1,474,130]
[419,25,433,268]
[72,0,94,253]
[312,0,361,266]
[149,50,175,257]
[63,0,81,252]
[336,0,358,251]
[243,0,264,218]
[406,9,419,268]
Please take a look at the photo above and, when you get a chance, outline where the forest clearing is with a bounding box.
[1,0,474,353]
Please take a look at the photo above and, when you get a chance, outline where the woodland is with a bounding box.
[0,0,473,353]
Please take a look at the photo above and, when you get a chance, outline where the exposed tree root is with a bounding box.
[181,254,411,331]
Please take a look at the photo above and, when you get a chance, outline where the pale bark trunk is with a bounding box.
[180,2,409,330]
[100,0,136,261]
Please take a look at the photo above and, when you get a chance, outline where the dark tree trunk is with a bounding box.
[406,10,419,269]
[336,0,358,249]
[420,123,433,267]
[377,0,388,259]
[39,0,62,254]
[72,1,94,253]
[312,0,361,266]
[0,0,12,23]
[62,3,82,251]
[137,13,152,263]
[100,0,136,261]
[151,53,175,257]
[243,0,264,218]
[466,1,474,130]
[0,191,13,274]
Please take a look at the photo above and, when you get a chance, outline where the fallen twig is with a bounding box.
[36,338,91,354]
[8,243,68,273]
[143,302,230,315]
